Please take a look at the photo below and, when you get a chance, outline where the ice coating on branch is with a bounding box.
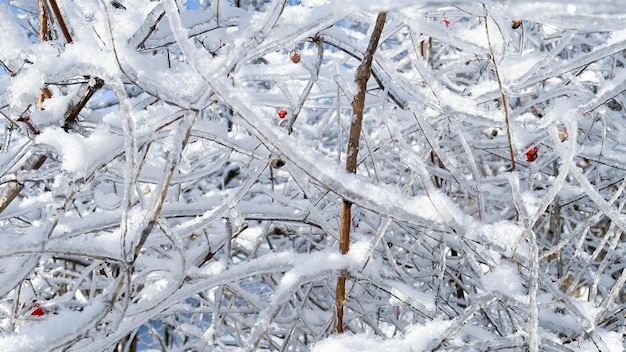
[1,0,626,350]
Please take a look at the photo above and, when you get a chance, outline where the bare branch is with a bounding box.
[336,11,387,334]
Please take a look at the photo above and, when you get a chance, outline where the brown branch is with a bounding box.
[0,0,76,215]
[38,0,73,109]
[38,0,48,42]
[0,155,47,215]
[1,1,50,213]
[38,0,52,110]
[336,11,386,334]
[63,77,105,131]
[48,0,73,44]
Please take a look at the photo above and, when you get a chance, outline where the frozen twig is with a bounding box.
[128,3,165,49]
[527,227,540,352]
[38,0,48,42]
[132,111,198,261]
[227,0,287,75]
[48,0,73,44]
[428,294,499,351]
[484,5,515,170]
[62,76,105,131]
[336,11,387,334]
[282,39,324,134]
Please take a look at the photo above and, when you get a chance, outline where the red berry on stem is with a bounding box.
[29,302,46,316]
[278,109,287,119]
[290,49,301,64]
[525,146,539,162]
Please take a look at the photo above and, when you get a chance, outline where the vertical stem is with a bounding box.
[39,0,74,110]
[484,6,515,170]
[528,229,539,352]
[38,0,52,110]
[335,201,351,333]
[336,11,387,333]
[338,201,352,256]
[0,0,51,215]
[38,0,48,42]
[48,0,73,44]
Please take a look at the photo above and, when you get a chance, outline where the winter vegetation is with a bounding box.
[1,0,626,351]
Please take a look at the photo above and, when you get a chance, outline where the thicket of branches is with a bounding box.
[0,0,625,351]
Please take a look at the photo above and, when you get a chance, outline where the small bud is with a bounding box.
[512,20,522,29]
[111,0,126,10]
[270,157,285,168]
[608,98,622,111]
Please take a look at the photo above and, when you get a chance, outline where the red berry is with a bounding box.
[29,302,46,316]
[290,49,301,64]
[278,109,287,119]
[525,146,539,162]
[442,18,450,27]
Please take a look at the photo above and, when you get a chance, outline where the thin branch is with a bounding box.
[429,294,499,351]
[484,5,515,170]
[128,4,165,49]
[282,38,324,134]
[38,0,52,110]
[336,11,387,334]
[0,155,46,214]
[38,0,48,42]
[63,77,105,131]
[133,111,198,261]
[48,0,73,44]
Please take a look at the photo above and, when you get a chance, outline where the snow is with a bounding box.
[0,298,108,352]
[2,0,626,350]
[481,265,525,301]
[311,319,452,352]
[587,330,625,352]
[36,127,123,177]
[387,281,436,315]
[470,221,524,257]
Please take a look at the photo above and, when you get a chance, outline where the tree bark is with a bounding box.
[336,11,387,333]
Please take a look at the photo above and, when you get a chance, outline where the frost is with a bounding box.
[1,0,626,350]
[312,319,451,352]
[482,265,525,301]
[472,221,524,256]
[36,127,123,176]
